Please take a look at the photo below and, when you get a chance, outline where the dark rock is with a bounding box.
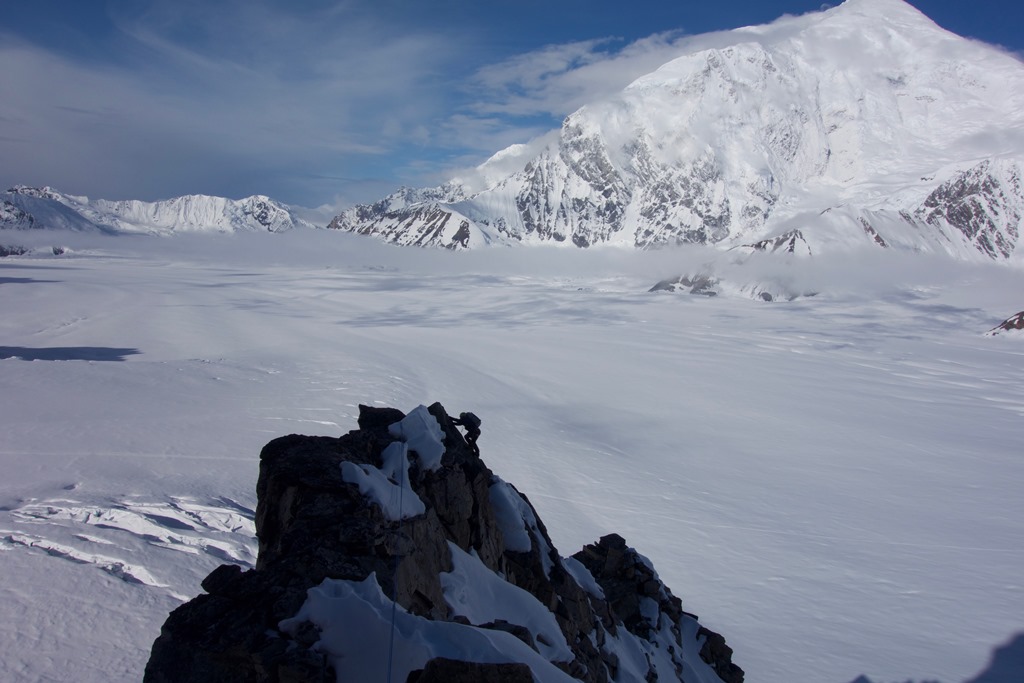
[574,534,743,682]
[699,627,745,683]
[406,658,534,683]
[200,563,243,595]
[356,404,406,430]
[479,619,537,650]
[0,244,30,257]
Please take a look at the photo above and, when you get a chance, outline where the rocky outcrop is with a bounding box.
[648,268,816,302]
[145,403,742,683]
[985,311,1024,336]
[738,229,811,256]
[649,274,719,296]
[1,199,37,231]
[0,244,30,257]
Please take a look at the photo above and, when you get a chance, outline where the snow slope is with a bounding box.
[1,230,1022,683]
[1,186,317,235]
[329,0,1024,258]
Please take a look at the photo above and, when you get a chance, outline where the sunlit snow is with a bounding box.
[441,542,574,662]
[340,441,426,521]
[388,404,447,471]
[281,572,578,683]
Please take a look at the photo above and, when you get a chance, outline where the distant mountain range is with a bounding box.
[1,186,316,235]
[327,0,1024,261]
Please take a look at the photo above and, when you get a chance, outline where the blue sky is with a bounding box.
[2,0,1022,211]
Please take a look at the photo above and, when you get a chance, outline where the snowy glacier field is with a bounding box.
[1,230,1022,683]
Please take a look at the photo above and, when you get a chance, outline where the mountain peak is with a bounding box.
[327,0,1024,260]
[819,0,954,37]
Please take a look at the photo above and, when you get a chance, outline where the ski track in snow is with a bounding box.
[1,233,1023,683]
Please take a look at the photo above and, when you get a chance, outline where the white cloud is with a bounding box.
[467,32,693,118]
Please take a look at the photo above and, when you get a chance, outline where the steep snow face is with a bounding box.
[3,187,116,233]
[1,186,316,235]
[1,200,37,231]
[329,0,1024,259]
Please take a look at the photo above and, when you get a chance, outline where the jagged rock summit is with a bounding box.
[145,403,742,683]
[328,0,1024,260]
[1,185,315,234]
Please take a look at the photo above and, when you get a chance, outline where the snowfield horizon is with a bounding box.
[1,228,1023,683]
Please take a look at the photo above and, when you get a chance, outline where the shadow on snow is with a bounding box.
[0,346,141,361]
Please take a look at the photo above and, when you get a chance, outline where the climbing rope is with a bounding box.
[385,442,406,683]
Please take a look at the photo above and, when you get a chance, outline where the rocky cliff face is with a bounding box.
[918,160,1023,260]
[144,403,742,683]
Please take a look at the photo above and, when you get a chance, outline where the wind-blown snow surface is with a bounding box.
[1,230,1023,683]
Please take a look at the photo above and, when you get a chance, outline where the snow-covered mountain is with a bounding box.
[1,186,316,235]
[328,0,1024,260]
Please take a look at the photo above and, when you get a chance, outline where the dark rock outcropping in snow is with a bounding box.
[986,311,1024,336]
[649,274,720,296]
[145,402,742,683]
[918,160,1022,260]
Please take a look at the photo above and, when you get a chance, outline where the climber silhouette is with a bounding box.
[452,412,482,456]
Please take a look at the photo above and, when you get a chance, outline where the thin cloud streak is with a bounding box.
[467,32,692,118]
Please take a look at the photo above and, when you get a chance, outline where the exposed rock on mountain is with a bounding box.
[985,311,1024,336]
[736,230,812,257]
[918,160,1022,260]
[649,274,720,296]
[328,0,1024,260]
[0,200,37,231]
[0,244,30,257]
[144,403,742,683]
[1,186,316,235]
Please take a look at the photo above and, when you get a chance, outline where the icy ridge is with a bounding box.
[2,186,316,235]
